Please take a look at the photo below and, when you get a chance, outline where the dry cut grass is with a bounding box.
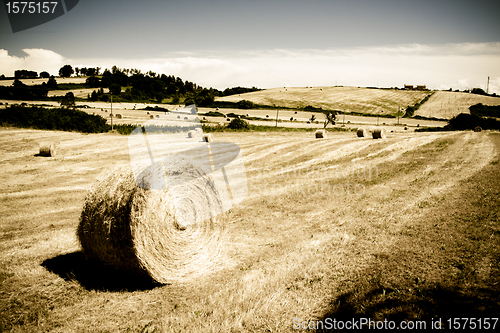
[0,128,499,332]
[216,86,429,116]
[416,91,500,119]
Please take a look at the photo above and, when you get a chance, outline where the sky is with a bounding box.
[1,0,500,92]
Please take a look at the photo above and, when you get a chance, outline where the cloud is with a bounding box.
[0,49,66,76]
[2,43,499,94]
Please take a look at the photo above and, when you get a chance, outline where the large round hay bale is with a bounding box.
[115,113,122,119]
[77,159,224,283]
[315,129,326,138]
[39,142,56,157]
[372,128,386,139]
[474,126,482,132]
[202,134,212,142]
[357,128,368,137]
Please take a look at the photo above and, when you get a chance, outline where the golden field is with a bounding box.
[216,86,430,116]
[1,127,499,332]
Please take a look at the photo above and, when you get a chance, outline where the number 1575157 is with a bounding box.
[447,318,498,330]
[6,2,58,14]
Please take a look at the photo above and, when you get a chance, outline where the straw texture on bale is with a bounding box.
[315,130,326,138]
[39,142,56,157]
[474,126,482,132]
[202,134,212,142]
[372,128,386,139]
[357,128,368,137]
[77,158,224,283]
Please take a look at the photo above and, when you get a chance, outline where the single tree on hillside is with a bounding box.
[323,111,337,128]
[109,83,121,95]
[60,92,75,109]
[47,76,58,89]
[39,71,50,78]
[59,65,74,77]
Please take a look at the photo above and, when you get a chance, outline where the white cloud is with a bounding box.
[0,49,66,76]
[2,43,499,94]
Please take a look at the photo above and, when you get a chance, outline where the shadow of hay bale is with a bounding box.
[41,251,163,292]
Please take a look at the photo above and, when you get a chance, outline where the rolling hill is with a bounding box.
[415,91,500,119]
[216,86,430,116]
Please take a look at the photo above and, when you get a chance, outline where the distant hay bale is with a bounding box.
[372,128,386,139]
[404,126,408,130]
[150,115,154,119]
[147,111,150,114]
[227,118,231,122]
[315,130,326,138]
[39,142,56,157]
[77,159,224,283]
[246,114,249,117]
[115,114,122,119]
[202,134,212,142]
[474,126,482,132]
[357,128,368,137]
[202,117,206,120]
[187,130,196,138]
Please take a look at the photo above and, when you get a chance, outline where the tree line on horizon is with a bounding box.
[0,65,261,106]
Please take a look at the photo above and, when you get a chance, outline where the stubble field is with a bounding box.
[415,91,500,119]
[0,127,499,332]
[216,86,430,116]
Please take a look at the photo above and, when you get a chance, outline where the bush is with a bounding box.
[226,113,245,118]
[85,76,100,88]
[418,113,500,132]
[236,100,254,109]
[469,103,500,118]
[304,105,323,111]
[471,88,487,96]
[0,86,49,100]
[227,118,250,130]
[0,105,109,133]
[449,113,500,130]
[203,111,225,117]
